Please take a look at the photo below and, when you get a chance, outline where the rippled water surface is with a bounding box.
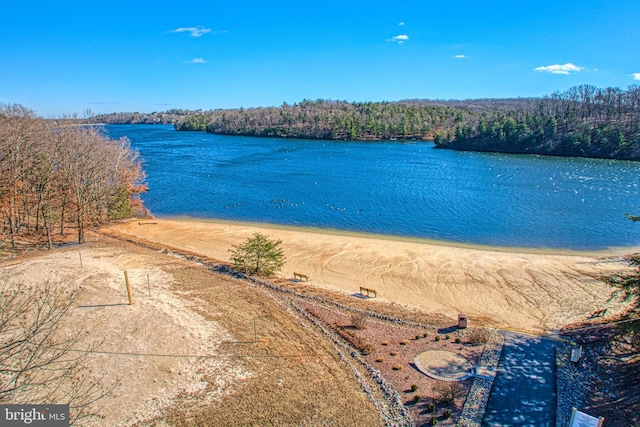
[105,124,640,250]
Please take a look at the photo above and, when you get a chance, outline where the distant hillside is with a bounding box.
[92,84,640,160]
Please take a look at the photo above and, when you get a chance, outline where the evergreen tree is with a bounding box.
[230,232,285,277]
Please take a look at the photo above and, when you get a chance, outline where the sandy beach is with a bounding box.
[107,218,636,333]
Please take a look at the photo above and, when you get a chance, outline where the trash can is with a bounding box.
[458,313,468,329]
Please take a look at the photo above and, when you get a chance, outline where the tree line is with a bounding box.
[93,109,185,125]
[1,104,147,249]
[173,99,472,140]
[436,84,640,160]
[90,84,640,160]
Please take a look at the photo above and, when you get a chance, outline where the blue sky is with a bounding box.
[2,1,639,117]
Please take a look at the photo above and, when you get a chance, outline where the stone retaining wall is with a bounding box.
[456,331,504,427]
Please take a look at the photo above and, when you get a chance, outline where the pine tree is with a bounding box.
[229,232,285,277]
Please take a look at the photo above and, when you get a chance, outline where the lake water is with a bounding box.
[105,124,640,250]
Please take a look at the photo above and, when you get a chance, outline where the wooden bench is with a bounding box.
[359,286,377,298]
[590,308,608,318]
[293,272,309,282]
[570,345,583,363]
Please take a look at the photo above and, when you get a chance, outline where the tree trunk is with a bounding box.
[77,207,84,244]
[35,187,43,231]
[4,211,16,249]
[59,192,67,236]
[78,222,84,244]
[42,205,52,250]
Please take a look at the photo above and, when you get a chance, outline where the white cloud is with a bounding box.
[398,21,405,26]
[185,58,207,64]
[173,27,211,37]
[533,63,585,75]
[630,73,640,81]
[387,34,409,44]
[454,54,467,59]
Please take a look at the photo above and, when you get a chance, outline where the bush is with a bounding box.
[375,357,384,363]
[455,337,462,343]
[427,402,435,413]
[329,323,375,354]
[390,351,398,356]
[415,334,422,340]
[392,364,403,370]
[468,328,491,344]
[411,384,418,392]
[433,381,462,404]
[435,335,441,341]
[442,409,451,419]
[351,313,368,330]
[445,334,450,340]
[430,416,438,425]
[413,394,422,403]
[423,332,428,338]
[381,341,390,346]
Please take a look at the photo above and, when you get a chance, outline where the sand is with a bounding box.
[107,218,636,333]
[0,243,250,425]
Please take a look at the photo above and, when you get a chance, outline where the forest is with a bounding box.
[91,84,640,160]
[1,104,147,249]
[437,84,640,160]
[173,100,470,140]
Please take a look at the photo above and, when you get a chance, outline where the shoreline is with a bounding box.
[155,215,640,257]
[109,217,635,333]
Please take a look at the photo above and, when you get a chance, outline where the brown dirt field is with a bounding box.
[0,235,382,426]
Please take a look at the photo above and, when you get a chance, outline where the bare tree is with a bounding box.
[57,127,108,244]
[0,105,49,247]
[1,105,147,249]
[0,281,115,424]
[56,126,147,243]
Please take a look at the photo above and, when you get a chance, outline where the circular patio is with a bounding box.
[414,350,474,381]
